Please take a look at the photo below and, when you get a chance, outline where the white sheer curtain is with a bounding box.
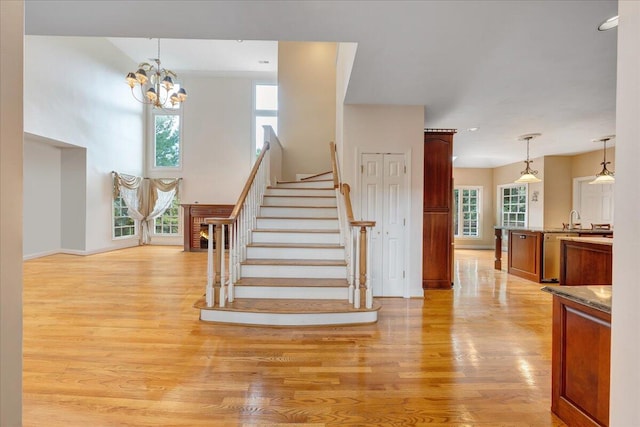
[141,179,180,244]
[113,173,181,245]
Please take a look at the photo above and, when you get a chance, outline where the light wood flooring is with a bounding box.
[23,246,566,426]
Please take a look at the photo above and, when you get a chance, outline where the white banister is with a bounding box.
[203,127,280,308]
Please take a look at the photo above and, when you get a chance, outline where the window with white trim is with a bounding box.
[113,196,136,238]
[454,186,481,238]
[151,84,183,169]
[254,83,278,154]
[154,196,180,235]
[500,184,528,227]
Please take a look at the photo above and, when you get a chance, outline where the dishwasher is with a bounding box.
[542,233,577,283]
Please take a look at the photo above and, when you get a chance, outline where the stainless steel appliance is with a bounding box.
[542,232,577,282]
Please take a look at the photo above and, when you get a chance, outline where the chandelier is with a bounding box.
[589,135,615,184]
[515,133,542,183]
[125,39,187,109]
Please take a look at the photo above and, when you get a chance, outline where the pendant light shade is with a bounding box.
[589,135,615,185]
[515,133,542,184]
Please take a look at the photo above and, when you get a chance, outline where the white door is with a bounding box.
[574,178,614,227]
[360,153,406,296]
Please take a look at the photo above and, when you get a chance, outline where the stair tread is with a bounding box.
[300,171,334,181]
[261,205,337,209]
[257,216,338,220]
[253,228,340,233]
[195,298,381,314]
[264,195,335,198]
[235,277,348,287]
[268,186,334,190]
[276,179,333,184]
[247,243,343,249]
[242,259,347,266]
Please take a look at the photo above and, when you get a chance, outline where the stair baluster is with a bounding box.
[204,141,272,307]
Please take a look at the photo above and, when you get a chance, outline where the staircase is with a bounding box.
[195,172,381,326]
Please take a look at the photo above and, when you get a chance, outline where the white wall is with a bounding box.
[610,1,640,424]
[23,135,62,258]
[24,36,144,253]
[0,1,23,423]
[278,42,336,180]
[335,42,358,168]
[343,104,424,297]
[147,75,255,205]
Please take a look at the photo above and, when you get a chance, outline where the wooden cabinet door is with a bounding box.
[422,130,454,289]
[508,230,542,282]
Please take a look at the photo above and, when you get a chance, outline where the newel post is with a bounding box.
[351,220,375,309]
[358,225,368,307]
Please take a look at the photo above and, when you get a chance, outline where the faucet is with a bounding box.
[569,210,581,229]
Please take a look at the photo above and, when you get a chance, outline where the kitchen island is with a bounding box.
[559,236,613,286]
[542,285,611,426]
[494,227,613,283]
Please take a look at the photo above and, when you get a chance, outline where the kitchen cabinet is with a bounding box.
[422,130,454,289]
[543,285,611,427]
[508,230,542,282]
[559,237,613,286]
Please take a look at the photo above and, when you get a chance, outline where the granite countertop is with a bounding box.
[541,285,612,314]
[557,236,613,246]
[494,226,613,235]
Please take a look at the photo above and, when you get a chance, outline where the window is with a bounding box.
[254,84,278,154]
[500,184,528,227]
[154,196,180,235]
[151,84,183,169]
[113,196,136,238]
[454,187,481,237]
[153,113,181,168]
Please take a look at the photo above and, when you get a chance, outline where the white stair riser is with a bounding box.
[266,188,335,196]
[257,217,338,230]
[234,286,348,299]
[241,265,347,279]
[263,196,336,207]
[200,309,377,326]
[252,231,340,244]
[247,246,345,260]
[259,206,337,218]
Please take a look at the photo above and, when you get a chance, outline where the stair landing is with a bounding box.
[195,298,381,326]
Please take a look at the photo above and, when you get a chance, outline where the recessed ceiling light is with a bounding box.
[237,40,244,43]
[598,15,618,31]
[258,60,270,64]
[467,127,479,132]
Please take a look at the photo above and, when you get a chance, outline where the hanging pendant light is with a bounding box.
[515,133,542,183]
[125,38,187,109]
[589,135,615,184]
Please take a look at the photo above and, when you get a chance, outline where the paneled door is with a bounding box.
[360,153,407,296]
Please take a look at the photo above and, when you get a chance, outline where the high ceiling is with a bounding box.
[25,0,618,168]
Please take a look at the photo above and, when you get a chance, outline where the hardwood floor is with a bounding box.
[23,247,566,426]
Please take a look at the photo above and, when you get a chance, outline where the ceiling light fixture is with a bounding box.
[589,135,615,184]
[515,133,542,184]
[125,38,187,109]
[598,15,619,31]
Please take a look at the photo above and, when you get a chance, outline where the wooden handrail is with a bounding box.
[228,141,270,220]
[341,183,355,222]
[329,141,340,189]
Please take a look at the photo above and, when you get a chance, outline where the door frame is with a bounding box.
[355,147,412,298]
